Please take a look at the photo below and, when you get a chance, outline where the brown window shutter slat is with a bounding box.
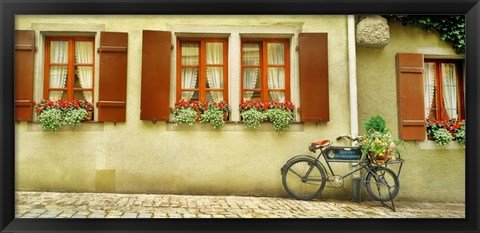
[299,33,329,122]
[140,30,171,121]
[396,53,426,140]
[15,30,35,121]
[97,32,128,122]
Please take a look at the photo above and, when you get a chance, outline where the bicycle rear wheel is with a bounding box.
[364,166,400,202]
[281,157,326,200]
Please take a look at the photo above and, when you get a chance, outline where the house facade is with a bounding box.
[14,15,465,202]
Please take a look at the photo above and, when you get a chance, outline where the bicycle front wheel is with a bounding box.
[281,157,326,200]
[364,166,400,202]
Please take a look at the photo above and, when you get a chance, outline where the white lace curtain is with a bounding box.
[206,42,224,101]
[424,63,436,119]
[267,43,285,102]
[181,44,199,101]
[49,41,68,101]
[242,44,260,100]
[75,41,93,103]
[442,63,458,119]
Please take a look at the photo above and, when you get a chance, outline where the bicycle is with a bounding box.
[280,135,404,209]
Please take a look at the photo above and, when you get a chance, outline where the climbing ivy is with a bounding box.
[383,15,465,54]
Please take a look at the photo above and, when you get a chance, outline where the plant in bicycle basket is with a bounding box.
[360,115,401,162]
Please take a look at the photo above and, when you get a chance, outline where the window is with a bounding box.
[176,38,228,103]
[424,59,464,121]
[241,39,290,102]
[44,37,95,104]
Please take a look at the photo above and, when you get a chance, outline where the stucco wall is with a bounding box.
[356,21,465,202]
[15,15,356,199]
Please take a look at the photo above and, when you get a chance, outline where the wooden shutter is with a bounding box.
[396,53,426,140]
[299,33,329,122]
[15,30,35,121]
[140,30,171,121]
[97,32,128,123]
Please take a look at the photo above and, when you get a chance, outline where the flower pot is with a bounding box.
[223,112,229,121]
[84,112,93,121]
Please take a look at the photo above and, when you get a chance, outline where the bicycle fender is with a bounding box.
[281,155,321,174]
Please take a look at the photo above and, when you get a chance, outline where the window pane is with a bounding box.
[207,91,224,102]
[243,91,262,101]
[442,63,458,119]
[267,43,285,65]
[268,91,286,102]
[50,41,69,64]
[206,67,223,88]
[181,68,199,89]
[242,44,260,65]
[49,91,66,101]
[182,91,199,101]
[424,62,437,119]
[243,68,260,89]
[49,66,68,88]
[206,42,223,65]
[74,41,94,64]
[75,66,93,88]
[75,91,93,103]
[181,44,199,65]
[267,67,285,89]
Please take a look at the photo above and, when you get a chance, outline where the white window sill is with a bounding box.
[417,140,465,150]
[166,121,304,132]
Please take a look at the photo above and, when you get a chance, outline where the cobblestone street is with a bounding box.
[15,191,464,218]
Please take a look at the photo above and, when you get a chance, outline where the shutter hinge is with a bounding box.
[296,107,301,113]
[171,44,174,50]
[296,46,300,51]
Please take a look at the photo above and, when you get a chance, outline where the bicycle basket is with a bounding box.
[323,147,362,162]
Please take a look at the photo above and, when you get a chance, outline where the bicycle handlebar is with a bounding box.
[336,135,362,142]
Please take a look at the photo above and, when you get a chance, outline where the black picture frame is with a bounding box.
[1,0,479,232]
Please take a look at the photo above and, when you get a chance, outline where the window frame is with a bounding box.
[424,59,465,121]
[175,37,229,103]
[43,36,96,103]
[240,38,291,102]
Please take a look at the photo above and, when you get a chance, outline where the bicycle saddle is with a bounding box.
[311,139,331,147]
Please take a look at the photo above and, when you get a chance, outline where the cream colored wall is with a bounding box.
[15,15,355,198]
[356,21,465,202]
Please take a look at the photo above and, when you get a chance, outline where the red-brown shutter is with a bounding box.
[299,33,329,122]
[140,30,171,121]
[15,30,35,121]
[396,53,426,140]
[97,32,128,123]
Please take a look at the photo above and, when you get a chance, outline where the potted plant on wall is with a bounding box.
[172,99,199,126]
[239,100,268,129]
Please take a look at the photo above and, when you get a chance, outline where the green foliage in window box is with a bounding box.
[432,127,453,146]
[172,108,198,126]
[266,108,294,132]
[455,123,465,145]
[239,100,295,132]
[37,108,65,132]
[172,100,229,128]
[200,104,225,129]
[240,108,268,129]
[34,99,94,132]
[383,15,465,54]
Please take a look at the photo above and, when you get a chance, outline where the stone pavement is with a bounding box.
[15,191,464,218]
